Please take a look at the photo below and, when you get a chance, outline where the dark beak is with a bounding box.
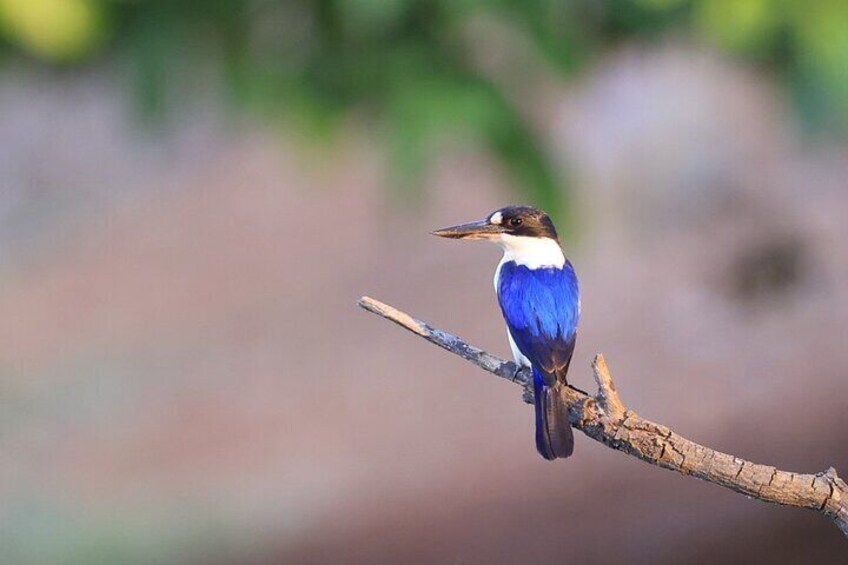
[431,219,504,240]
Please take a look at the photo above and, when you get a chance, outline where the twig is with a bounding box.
[357,296,848,538]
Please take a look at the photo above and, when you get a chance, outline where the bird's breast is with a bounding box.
[496,260,580,340]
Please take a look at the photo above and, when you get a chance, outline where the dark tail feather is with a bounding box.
[533,368,574,460]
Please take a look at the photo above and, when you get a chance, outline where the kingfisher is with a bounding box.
[432,206,579,460]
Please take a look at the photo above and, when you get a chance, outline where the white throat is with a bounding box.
[497,234,565,269]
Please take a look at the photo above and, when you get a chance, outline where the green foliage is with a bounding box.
[0,0,108,60]
[1,0,847,215]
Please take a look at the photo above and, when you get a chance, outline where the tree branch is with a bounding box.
[357,296,848,538]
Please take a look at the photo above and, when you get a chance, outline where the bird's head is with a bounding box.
[431,205,563,267]
[431,205,558,242]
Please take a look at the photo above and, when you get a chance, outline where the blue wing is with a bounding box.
[497,260,580,384]
[497,260,580,460]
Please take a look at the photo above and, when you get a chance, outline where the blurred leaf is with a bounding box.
[386,73,508,198]
[125,10,177,122]
[634,0,686,10]
[337,0,413,38]
[0,0,107,61]
[694,0,781,53]
[387,72,566,217]
[790,0,848,130]
[493,0,583,73]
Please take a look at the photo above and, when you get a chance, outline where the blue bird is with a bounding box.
[432,206,579,460]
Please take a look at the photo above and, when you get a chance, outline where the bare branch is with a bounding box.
[357,295,848,538]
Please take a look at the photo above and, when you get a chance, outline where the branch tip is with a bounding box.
[592,353,626,418]
[358,296,428,337]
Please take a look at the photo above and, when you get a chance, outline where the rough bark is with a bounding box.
[357,296,848,538]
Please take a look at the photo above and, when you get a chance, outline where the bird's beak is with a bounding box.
[431,219,504,240]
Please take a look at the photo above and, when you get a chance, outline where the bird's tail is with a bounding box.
[533,368,574,460]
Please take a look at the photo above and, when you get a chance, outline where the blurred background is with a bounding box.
[1,1,847,563]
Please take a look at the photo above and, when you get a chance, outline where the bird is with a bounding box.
[432,205,579,460]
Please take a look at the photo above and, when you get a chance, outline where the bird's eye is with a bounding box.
[509,217,523,227]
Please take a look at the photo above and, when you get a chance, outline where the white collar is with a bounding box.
[497,234,565,269]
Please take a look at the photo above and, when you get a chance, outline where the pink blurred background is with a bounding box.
[2,4,848,564]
